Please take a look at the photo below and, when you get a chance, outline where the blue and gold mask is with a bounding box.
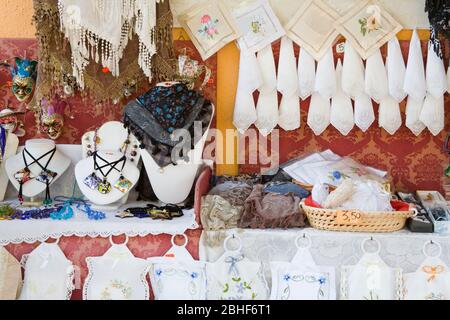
[11,58,38,102]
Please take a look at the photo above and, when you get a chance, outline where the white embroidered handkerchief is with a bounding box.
[354,93,375,132]
[386,37,407,102]
[334,0,402,60]
[285,0,339,61]
[178,0,241,61]
[298,47,316,100]
[342,41,366,100]
[233,0,285,54]
[403,29,426,101]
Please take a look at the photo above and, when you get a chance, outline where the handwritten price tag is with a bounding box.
[335,210,363,225]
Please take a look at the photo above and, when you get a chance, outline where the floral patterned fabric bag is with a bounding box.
[19,241,74,300]
[270,235,336,300]
[205,235,269,300]
[83,236,150,300]
[403,241,450,300]
[148,234,207,300]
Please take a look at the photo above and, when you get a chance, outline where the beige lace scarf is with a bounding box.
[32,0,176,105]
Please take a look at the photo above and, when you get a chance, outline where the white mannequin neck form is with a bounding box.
[75,150,140,206]
[5,139,71,199]
[141,104,215,205]
[81,121,141,207]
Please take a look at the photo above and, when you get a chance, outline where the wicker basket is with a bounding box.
[300,201,416,233]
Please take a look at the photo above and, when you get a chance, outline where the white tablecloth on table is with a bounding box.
[0,205,198,245]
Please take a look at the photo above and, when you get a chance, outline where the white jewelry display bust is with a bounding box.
[81,121,141,208]
[5,139,71,199]
[75,150,140,206]
[0,133,19,201]
[141,105,215,205]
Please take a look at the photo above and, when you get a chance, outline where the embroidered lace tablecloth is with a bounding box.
[0,205,198,245]
[200,229,450,291]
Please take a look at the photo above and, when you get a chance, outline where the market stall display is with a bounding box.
[0,0,448,301]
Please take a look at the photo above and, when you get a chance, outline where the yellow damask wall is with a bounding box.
[0,0,35,38]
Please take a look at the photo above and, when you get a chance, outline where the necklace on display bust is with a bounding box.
[13,147,57,204]
[85,129,139,163]
[83,152,132,195]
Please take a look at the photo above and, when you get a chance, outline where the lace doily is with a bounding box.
[0,206,198,245]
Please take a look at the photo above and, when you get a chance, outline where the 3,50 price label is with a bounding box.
[335,210,362,225]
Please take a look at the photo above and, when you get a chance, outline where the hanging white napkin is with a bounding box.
[279,95,301,131]
[278,36,301,131]
[342,41,365,100]
[307,92,330,135]
[255,44,279,136]
[315,47,336,100]
[386,37,407,102]
[233,51,262,133]
[378,97,402,135]
[354,93,375,132]
[405,96,426,136]
[419,94,445,136]
[277,36,298,96]
[365,49,389,103]
[255,90,279,136]
[403,29,426,101]
[298,47,316,100]
[330,59,354,135]
[258,44,278,93]
[426,41,448,99]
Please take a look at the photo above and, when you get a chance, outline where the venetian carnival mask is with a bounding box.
[0,106,25,137]
[11,58,38,102]
[40,97,68,140]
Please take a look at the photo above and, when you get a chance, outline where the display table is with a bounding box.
[200,228,450,294]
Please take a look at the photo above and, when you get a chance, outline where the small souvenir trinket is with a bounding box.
[116,211,135,219]
[113,176,133,193]
[36,169,58,184]
[98,179,112,194]
[14,167,34,184]
[84,173,102,190]
[148,208,172,220]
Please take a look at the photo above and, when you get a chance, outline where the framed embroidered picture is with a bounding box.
[177,0,241,61]
[334,0,402,60]
[232,0,285,54]
[285,0,340,61]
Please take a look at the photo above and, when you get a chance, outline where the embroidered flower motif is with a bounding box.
[283,274,291,282]
[100,280,133,300]
[191,272,199,279]
[156,269,163,277]
[221,278,255,300]
[318,277,326,285]
[236,282,245,294]
[358,5,382,36]
[250,15,265,34]
[201,14,212,24]
[333,171,342,180]
[198,14,219,40]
